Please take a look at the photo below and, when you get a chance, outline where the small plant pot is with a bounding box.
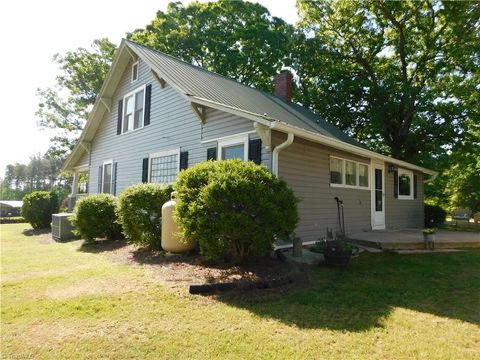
[323,249,352,268]
[423,233,435,250]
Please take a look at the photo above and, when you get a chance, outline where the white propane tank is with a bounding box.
[161,191,196,253]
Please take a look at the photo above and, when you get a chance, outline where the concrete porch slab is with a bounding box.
[348,229,480,250]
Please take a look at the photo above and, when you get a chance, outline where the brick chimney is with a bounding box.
[274,70,293,102]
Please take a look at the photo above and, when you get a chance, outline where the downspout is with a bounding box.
[272,133,294,176]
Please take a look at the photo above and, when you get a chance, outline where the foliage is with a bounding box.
[128,0,294,92]
[21,191,59,229]
[295,0,480,161]
[36,39,116,157]
[174,160,299,262]
[1,154,71,199]
[71,194,119,243]
[116,183,173,249]
[424,204,447,228]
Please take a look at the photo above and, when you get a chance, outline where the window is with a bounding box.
[358,164,369,188]
[102,161,113,194]
[149,149,179,184]
[330,158,343,184]
[218,135,248,161]
[122,85,145,133]
[398,169,413,200]
[345,160,356,186]
[330,156,369,189]
[131,61,139,82]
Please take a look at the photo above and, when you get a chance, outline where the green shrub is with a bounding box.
[174,160,299,263]
[424,204,447,227]
[71,194,119,243]
[21,191,59,229]
[117,183,173,249]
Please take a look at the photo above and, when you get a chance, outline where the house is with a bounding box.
[0,201,22,217]
[63,39,436,242]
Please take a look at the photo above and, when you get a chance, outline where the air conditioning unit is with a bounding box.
[52,213,75,242]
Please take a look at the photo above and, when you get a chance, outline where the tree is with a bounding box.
[128,0,294,92]
[295,0,480,161]
[36,38,116,157]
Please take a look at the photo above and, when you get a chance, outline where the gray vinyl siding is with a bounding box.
[275,132,371,242]
[88,58,269,195]
[77,151,89,166]
[385,171,424,229]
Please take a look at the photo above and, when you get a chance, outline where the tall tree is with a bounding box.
[128,0,294,92]
[36,38,116,157]
[295,0,480,161]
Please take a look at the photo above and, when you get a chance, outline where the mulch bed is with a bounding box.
[87,239,306,294]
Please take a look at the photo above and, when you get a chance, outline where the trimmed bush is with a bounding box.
[117,183,173,249]
[175,160,299,262]
[71,194,119,243]
[21,191,59,229]
[424,204,447,227]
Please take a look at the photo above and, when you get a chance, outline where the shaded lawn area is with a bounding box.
[1,223,479,359]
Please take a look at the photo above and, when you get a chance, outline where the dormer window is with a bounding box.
[131,61,139,82]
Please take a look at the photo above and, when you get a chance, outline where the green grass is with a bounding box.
[1,223,479,359]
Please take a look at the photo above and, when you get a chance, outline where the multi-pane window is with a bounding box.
[103,162,112,194]
[330,156,369,189]
[398,169,413,199]
[122,86,145,133]
[150,151,179,184]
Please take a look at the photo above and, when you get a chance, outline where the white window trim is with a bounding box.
[329,156,370,190]
[148,148,180,184]
[121,84,146,135]
[102,160,113,194]
[217,134,249,161]
[398,168,414,200]
[131,61,139,82]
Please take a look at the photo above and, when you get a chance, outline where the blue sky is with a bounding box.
[0,0,298,177]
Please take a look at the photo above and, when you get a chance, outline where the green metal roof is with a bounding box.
[126,40,364,148]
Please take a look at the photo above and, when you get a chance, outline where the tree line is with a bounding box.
[4,0,479,211]
[0,154,71,201]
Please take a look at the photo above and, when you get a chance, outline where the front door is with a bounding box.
[371,161,386,229]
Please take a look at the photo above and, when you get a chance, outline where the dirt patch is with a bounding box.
[45,277,150,300]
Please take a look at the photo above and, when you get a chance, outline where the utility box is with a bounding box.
[52,213,75,242]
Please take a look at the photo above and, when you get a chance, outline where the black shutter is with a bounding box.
[180,151,188,170]
[393,171,398,198]
[248,138,262,164]
[142,158,149,183]
[117,99,123,135]
[413,174,418,199]
[98,165,103,193]
[144,84,152,126]
[207,147,217,161]
[112,162,118,196]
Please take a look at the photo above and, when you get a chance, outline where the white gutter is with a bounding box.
[270,121,437,177]
[272,133,294,176]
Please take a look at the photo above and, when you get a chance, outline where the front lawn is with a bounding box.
[1,223,479,359]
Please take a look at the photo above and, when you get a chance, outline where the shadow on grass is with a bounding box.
[22,228,51,236]
[215,251,480,331]
[78,238,128,253]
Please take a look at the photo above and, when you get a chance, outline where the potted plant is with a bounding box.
[312,230,357,268]
[423,228,435,250]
